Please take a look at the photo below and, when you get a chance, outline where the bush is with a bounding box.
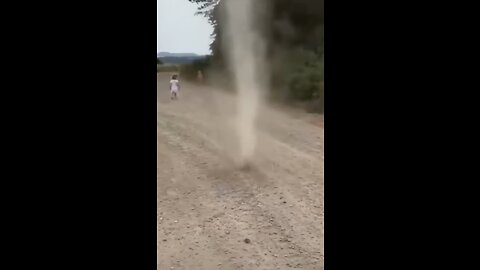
[287,59,323,101]
[306,81,324,113]
[269,48,323,106]
[178,64,197,81]
[178,56,212,82]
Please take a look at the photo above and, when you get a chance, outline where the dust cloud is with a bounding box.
[220,0,269,167]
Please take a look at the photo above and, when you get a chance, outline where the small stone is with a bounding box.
[244,238,251,244]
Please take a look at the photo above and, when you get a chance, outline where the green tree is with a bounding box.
[188,0,324,110]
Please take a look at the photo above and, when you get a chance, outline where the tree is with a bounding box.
[157,58,163,64]
[188,0,324,107]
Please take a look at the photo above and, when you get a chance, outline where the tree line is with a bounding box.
[187,0,324,112]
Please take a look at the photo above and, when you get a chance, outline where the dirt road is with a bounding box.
[157,73,324,270]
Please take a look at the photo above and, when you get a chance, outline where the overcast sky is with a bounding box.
[157,0,213,55]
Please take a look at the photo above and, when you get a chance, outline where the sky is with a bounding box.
[157,0,213,55]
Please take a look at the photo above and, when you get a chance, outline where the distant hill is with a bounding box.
[157,52,200,57]
[157,52,207,64]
